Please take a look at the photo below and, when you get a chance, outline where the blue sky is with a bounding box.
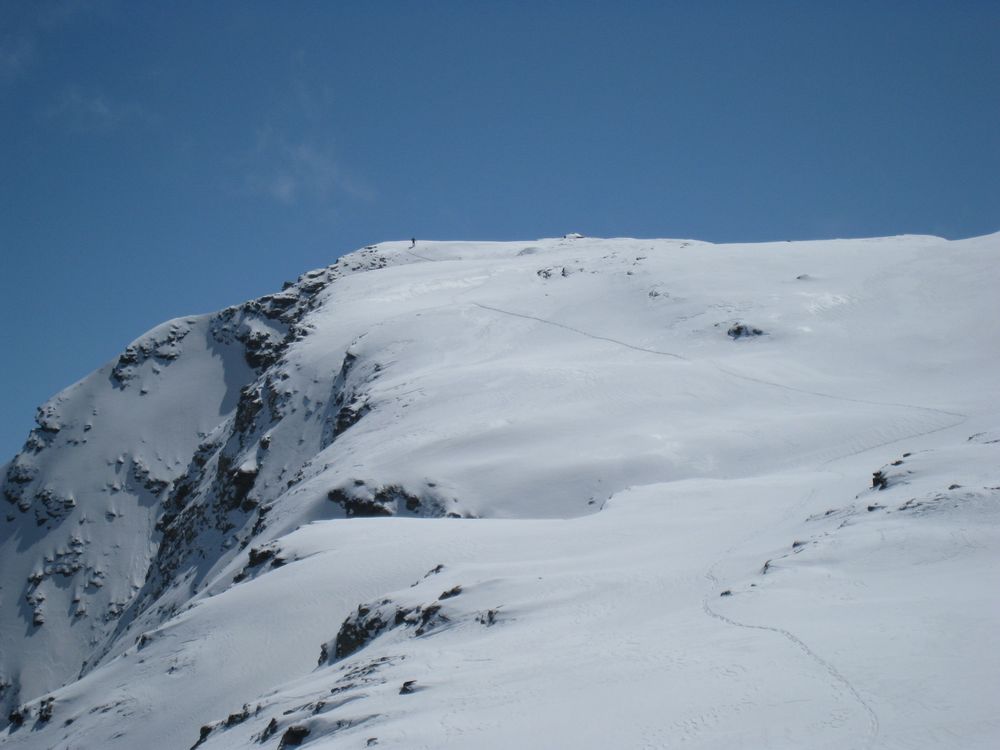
[1,0,998,460]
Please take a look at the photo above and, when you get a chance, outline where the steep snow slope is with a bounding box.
[1,234,998,749]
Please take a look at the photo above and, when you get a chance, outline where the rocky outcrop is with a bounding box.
[319,350,380,449]
[726,322,765,339]
[326,483,457,519]
[0,244,407,721]
[111,320,194,387]
[320,598,451,665]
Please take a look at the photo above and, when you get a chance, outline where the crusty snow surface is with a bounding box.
[1,234,998,749]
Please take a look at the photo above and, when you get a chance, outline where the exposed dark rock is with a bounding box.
[278,725,310,748]
[225,704,251,727]
[242,329,285,370]
[399,680,418,695]
[111,322,193,387]
[234,543,285,583]
[260,717,279,742]
[327,489,393,519]
[331,656,395,690]
[439,586,462,600]
[4,461,36,489]
[248,545,278,568]
[320,350,381,447]
[229,466,259,513]
[413,604,443,636]
[872,471,888,490]
[234,386,264,435]
[35,403,63,433]
[31,486,76,524]
[325,597,451,663]
[3,458,37,510]
[327,484,449,519]
[191,724,214,749]
[23,428,55,455]
[476,609,499,626]
[131,458,171,496]
[332,401,371,439]
[331,605,391,661]
[536,266,573,279]
[727,322,764,339]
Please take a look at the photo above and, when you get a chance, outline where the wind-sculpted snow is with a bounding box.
[1,233,999,749]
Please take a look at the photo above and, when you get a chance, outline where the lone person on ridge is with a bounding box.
[409,237,416,249]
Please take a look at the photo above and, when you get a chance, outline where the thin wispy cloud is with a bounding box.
[43,86,147,132]
[242,60,374,211]
[0,34,35,81]
[246,129,374,208]
[0,0,106,83]
[238,49,375,211]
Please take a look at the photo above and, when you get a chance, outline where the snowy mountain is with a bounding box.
[1,234,998,749]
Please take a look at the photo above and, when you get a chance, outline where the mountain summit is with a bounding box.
[2,235,998,749]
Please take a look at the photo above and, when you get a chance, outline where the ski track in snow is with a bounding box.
[709,363,966,422]
[470,300,968,468]
[701,486,882,749]
[471,301,689,361]
[702,591,881,748]
[469,301,965,422]
[470,297,984,750]
[406,248,440,263]
[696,413,965,750]
[817,416,967,468]
[696,362,972,749]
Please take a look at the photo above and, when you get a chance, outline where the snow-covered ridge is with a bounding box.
[1,233,998,749]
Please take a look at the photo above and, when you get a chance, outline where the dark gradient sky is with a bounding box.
[1,0,998,460]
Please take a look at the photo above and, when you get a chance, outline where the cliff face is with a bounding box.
[1,234,998,750]
[0,245,399,712]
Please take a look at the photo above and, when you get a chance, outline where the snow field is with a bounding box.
[2,232,998,748]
